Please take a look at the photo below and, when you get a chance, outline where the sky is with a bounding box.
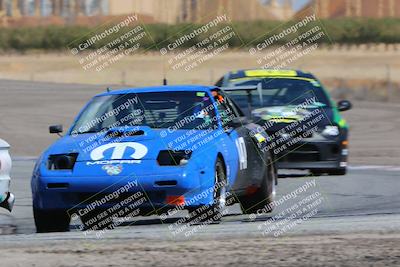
[262,0,311,11]
[292,0,311,11]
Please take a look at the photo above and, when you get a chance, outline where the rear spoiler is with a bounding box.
[219,83,263,118]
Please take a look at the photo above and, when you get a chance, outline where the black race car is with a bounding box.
[216,69,352,175]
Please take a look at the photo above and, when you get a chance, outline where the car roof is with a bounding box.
[96,85,218,97]
[227,69,316,80]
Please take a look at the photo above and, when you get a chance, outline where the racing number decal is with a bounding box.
[235,137,247,170]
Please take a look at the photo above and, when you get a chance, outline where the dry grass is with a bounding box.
[0,48,399,88]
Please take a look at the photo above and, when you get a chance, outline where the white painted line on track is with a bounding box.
[349,165,400,172]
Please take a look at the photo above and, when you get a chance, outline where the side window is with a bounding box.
[216,100,233,126]
[219,91,242,118]
[210,92,233,127]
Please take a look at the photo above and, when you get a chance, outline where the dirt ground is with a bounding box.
[0,232,399,267]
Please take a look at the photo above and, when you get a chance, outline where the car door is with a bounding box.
[216,92,265,192]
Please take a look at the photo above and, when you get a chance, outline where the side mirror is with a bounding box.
[337,100,352,112]
[49,125,63,134]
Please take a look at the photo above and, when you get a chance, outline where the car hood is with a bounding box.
[252,105,334,131]
[45,126,212,161]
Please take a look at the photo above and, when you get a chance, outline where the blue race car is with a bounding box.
[31,85,277,233]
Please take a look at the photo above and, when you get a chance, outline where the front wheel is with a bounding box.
[33,208,70,233]
[240,153,277,214]
[189,158,226,224]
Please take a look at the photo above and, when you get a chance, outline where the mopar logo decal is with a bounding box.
[90,142,148,161]
[87,160,141,166]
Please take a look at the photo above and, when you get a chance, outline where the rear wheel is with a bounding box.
[241,154,277,214]
[33,208,70,233]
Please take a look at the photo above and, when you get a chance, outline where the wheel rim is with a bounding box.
[269,158,276,201]
[214,168,226,210]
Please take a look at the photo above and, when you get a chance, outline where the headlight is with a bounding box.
[321,125,339,136]
[157,150,192,166]
[48,153,78,170]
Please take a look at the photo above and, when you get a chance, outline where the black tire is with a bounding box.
[241,153,277,214]
[328,168,347,176]
[33,208,70,233]
[311,168,347,176]
[310,169,325,176]
[189,158,226,224]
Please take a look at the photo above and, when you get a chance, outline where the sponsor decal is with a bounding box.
[254,133,266,143]
[87,160,141,166]
[88,142,148,166]
[102,164,123,175]
[252,106,311,123]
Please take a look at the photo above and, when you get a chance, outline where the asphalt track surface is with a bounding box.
[2,160,399,241]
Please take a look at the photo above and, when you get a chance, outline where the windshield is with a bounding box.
[226,78,331,108]
[71,91,216,134]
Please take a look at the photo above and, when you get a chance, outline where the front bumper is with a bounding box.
[0,175,14,212]
[277,160,343,170]
[32,166,216,211]
[0,192,15,212]
[275,137,347,170]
